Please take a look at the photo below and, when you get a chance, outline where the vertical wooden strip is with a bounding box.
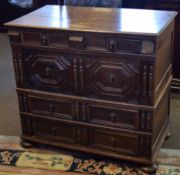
[77,128,81,143]
[145,138,151,157]
[82,102,86,122]
[26,118,32,135]
[13,52,21,86]
[73,57,78,93]
[75,101,79,120]
[139,136,144,155]
[83,129,88,145]
[18,53,24,87]
[18,92,23,111]
[147,112,151,132]
[143,65,147,96]
[79,57,84,92]
[149,66,153,97]
[23,93,28,112]
[141,111,145,131]
[72,102,76,119]
[21,117,27,134]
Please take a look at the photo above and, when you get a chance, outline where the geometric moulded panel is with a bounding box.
[84,55,140,102]
[24,50,74,93]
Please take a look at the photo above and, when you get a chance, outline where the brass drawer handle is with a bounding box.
[49,104,55,113]
[79,57,84,91]
[41,34,49,46]
[51,126,57,135]
[111,137,116,147]
[109,74,115,83]
[45,67,51,77]
[107,39,116,52]
[110,112,116,122]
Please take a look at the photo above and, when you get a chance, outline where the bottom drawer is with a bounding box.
[21,115,151,157]
[21,116,77,144]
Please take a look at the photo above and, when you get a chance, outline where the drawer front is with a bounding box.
[21,115,151,157]
[32,117,77,144]
[28,95,75,120]
[20,31,42,45]
[84,55,141,103]
[19,31,142,54]
[20,31,68,47]
[86,103,140,130]
[89,128,139,155]
[23,49,75,93]
[85,34,141,53]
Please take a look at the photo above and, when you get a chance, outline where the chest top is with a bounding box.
[5,5,177,36]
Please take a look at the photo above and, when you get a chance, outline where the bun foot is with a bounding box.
[140,163,158,173]
[20,139,34,148]
[165,131,171,140]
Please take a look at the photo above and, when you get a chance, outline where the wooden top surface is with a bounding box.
[5,5,177,36]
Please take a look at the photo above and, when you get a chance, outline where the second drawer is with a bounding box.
[21,91,143,131]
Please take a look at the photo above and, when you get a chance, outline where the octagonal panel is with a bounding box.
[84,56,140,102]
[24,50,74,93]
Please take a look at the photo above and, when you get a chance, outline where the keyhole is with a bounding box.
[110,74,115,83]
[111,137,115,147]
[51,126,57,135]
[45,67,51,77]
[42,34,48,46]
[110,112,116,122]
[49,104,55,114]
[108,39,115,52]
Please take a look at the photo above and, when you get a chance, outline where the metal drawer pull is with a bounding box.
[109,74,115,83]
[51,126,57,135]
[110,112,116,122]
[45,67,51,77]
[49,104,55,113]
[42,34,49,46]
[111,137,116,147]
[108,39,116,52]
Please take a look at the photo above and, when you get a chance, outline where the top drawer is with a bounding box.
[8,30,154,54]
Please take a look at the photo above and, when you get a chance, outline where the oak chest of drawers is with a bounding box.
[5,5,177,165]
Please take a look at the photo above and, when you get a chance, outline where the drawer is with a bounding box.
[20,31,68,47]
[86,103,140,130]
[20,31,143,54]
[20,31,42,45]
[89,128,139,155]
[31,117,77,144]
[85,34,142,53]
[28,95,76,120]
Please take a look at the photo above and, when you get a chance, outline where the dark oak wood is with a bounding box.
[5,5,177,165]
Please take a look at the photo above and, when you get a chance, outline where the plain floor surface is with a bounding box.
[0,33,179,149]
